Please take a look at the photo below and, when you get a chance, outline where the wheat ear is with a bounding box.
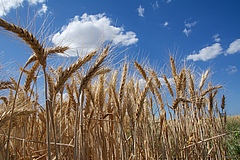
[119,64,128,105]
[0,18,45,67]
[79,46,109,91]
[23,61,40,93]
[0,81,14,90]
[55,51,96,93]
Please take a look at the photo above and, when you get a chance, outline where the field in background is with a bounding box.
[0,17,239,159]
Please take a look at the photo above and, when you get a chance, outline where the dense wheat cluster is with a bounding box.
[0,17,228,159]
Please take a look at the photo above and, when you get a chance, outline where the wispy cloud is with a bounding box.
[37,3,47,16]
[166,0,172,3]
[226,39,240,54]
[187,43,223,61]
[52,13,138,57]
[226,65,238,74]
[137,5,145,17]
[183,28,191,37]
[151,1,159,9]
[183,20,197,37]
[212,34,221,42]
[0,0,45,17]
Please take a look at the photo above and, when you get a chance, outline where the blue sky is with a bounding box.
[0,0,240,115]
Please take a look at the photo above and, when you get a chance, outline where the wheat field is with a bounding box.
[0,17,229,159]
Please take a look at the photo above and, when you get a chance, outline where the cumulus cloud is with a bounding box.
[0,0,45,17]
[183,20,197,37]
[187,43,223,61]
[212,34,221,42]
[51,13,138,57]
[226,39,240,54]
[226,65,238,75]
[0,0,24,16]
[151,1,159,9]
[37,3,47,16]
[137,5,145,17]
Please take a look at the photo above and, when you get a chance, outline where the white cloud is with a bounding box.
[151,1,159,9]
[183,20,197,37]
[0,0,45,17]
[183,28,191,37]
[187,43,223,61]
[184,21,196,28]
[166,0,172,3]
[226,65,238,74]
[37,3,47,16]
[226,39,240,54]
[164,21,169,27]
[27,0,45,5]
[0,0,24,16]
[137,5,145,17]
[51,13,138,57]
[212,34,221,42]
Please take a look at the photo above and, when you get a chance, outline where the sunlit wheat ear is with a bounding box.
[201,85,222,97]
[0,18,45,67]
[66,83,77,110]
[0,81,14,90]
[199,69,209,91]
[47,73,55,102]
[172,98,190,110]
[149,69,161,89]
[55,51,96,93]
[46,46,69,55]
[84,87,93,116]
[23,61,40,93]
[93,68,111,77]
[163,74,174,97]
[134,61,147,80]
[176,68,187,97]
[10,77,18,90]
[119,64,128,105]
[79,46,109,91]
[170,57,178,81]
